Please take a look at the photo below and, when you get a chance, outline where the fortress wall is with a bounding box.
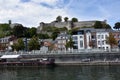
[74,21,96,28]
[37,20,105,33]
[54,22,70,28]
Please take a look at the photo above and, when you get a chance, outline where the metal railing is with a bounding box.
[0,48,119,55]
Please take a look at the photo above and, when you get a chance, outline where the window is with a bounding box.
[80,36,83,38]
[118,35,120,38]
[101,35,104,39]
[91,35,95,39]
[103,47,105,50]
[98,35,100,39]
[73,45,78,49]
[102,41,104,45]
[74,41,78,44]
[78,32,82,34]
[98,41,100,45]
[72,36,78,41]
[77,30,84,34]
[105,35,108,39]
[63,40,66,43]
[114,35,117,38]
[80,40,83,47]
[118,40,120,44]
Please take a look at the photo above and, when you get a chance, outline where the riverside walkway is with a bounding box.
[0,49,120,65]
[0,49,120,55]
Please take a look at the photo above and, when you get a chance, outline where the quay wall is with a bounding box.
[1,52,120,65]
[21,52,120,65]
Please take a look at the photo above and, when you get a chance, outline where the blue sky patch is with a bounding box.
[40,2,53,9]
[20,0,30,3]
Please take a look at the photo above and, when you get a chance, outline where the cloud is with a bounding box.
[0,0,69,27]
[64,0,120,26]
[31,0,57,5]
[0,0,120,27]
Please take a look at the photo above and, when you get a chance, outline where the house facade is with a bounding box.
[96,31,110,50]
[0,35,16,51]
[72,28,119,51]
[72,30,85,49]
[55,32,70,50]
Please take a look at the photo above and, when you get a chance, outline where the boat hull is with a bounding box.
[0,62,55,67]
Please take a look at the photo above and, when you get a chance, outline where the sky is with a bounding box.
[0,0,120,28]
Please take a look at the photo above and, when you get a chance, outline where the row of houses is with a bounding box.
[0,35,16,51]
[55,28,120,51]
[0,28,120,52]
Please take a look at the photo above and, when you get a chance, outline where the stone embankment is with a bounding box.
[0,51,120,66]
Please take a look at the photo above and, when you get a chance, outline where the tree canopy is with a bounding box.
[64,17,68,22]
[106,33,117,49]
[28,27,37,37]
[103,24,111,29]
[38,33,50,39]
[0,24,12,38]
[28,36,40,51]
[113,22,120,30]
[56,16,62,22]
[71,18,78,22]
[65,37,74,49]
[12,38,25,51]
[93,21,111,29]
[51,31,60,40]
[12,24,25,38]
[93,21,103,28]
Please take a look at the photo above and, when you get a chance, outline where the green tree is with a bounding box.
[56,16,62,22]
[38,33,50,39]
[0,24,12,37]
[42,26,58,32]
[67,30,72,35]
[12,24,25,38]
[0,24,11,31]
[12,38,25,51]
[93,21,103,28]
[23,27,30,38]
[67,27,80,35]
[103,24,111,29]
[65,37,74,50]
[51,31,60,40]
[64,17,68,22]
[113,22,120,30]
[17,38,25,50]
[71,17,78,28]
[71,17,78,22]
[106,33,117,50]
[28,27,37,37]
[28,36,40,51]
[12,43,19,51]
[58,27,68,31]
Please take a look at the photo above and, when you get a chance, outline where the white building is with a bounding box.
[72,28,112,51]
[72,30,85,49]
[96,31,110,50]
[55,32,70,50]
[85,30,92,49]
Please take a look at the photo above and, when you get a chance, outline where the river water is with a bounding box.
[0,66,120,80]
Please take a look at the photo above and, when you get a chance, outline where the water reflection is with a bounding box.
[0,66,120,80]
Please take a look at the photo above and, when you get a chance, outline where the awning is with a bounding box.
[0,55,21,59]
